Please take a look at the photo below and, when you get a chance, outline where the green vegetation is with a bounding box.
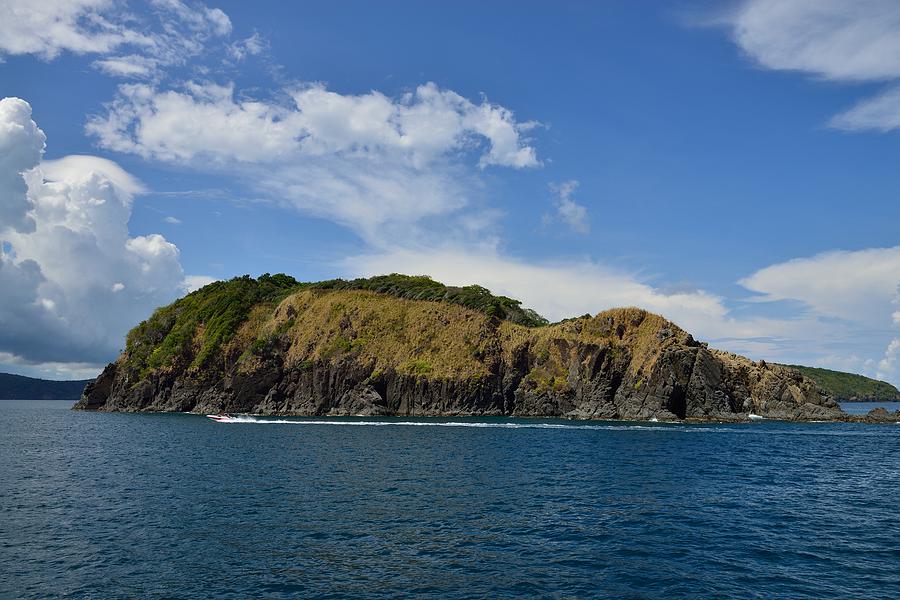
[0,373,91,400]
[321,336,356,359]
[524,365,569,393]
[125,273,301,375]
[123,272,548,377]
[784,365,900,401]
[402,359,434,376]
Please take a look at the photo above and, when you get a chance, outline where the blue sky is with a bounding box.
[1,0,899,384]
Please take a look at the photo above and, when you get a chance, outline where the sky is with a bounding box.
[0,0,899,385]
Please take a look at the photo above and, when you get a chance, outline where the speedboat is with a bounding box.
[206,413,234,422]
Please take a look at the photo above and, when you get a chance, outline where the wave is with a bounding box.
[205,415,732,432]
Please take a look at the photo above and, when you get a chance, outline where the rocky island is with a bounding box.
[75,274,896,422]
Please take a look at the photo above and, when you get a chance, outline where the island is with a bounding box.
[779,365,900,403]
[75,274,899,422]
[0,373,91,400]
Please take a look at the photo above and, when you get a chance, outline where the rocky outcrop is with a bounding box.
[855,407,900,423]
[75,285,849,422]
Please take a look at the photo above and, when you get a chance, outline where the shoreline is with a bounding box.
[72,405,900,424]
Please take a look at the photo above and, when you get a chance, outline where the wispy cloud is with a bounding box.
[722,0,900,131]
[0,0,234,79]
[547,180,589,234]
[829,86,900,132]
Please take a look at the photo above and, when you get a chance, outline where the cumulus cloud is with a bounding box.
[87,81,540,167]
[87,80,540,242]
[724,0,900,131]
[0,97,45,233]
[0,97,207,372]
[0,0,233,78]
[547,180,589,234]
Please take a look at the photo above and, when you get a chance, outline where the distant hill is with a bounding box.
[784,365,900,402]
[0,373,91,400]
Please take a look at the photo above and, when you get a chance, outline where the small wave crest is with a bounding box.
[205,416,731,432]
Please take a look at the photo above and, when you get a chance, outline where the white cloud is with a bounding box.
[88,81,540,168]
[548,180,589,234]
[728,0,900,82]
[725,0,900,131]
[164,215,181,224]
[0,0,234,78]
[0,351,110,380]
[738,246,900,326]
[0,0,147,59]
[829,85,900,131]
[0,97,45,233]
[878,339,900,381]
[740,246,900,383]
[41,153,147,196]
[228,32,265,61]
[93,55,160,78]
[87,80,540,242]
[87,82,304,161]
[258,156,473,243]
[0,97,202,371]
[181,274,217,292]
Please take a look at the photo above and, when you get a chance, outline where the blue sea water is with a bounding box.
[2,401,899,599]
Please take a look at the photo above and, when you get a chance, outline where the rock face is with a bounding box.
[76,280,845,422]
[857,407,900,423]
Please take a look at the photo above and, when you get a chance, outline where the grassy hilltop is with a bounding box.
[122,273,550,378]
[783,365,900,402]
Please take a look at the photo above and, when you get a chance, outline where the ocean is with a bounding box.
[2,400,899,599]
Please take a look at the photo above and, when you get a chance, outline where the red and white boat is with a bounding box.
[206,413,234,422]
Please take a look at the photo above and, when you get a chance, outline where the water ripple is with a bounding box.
[2,401,899,599]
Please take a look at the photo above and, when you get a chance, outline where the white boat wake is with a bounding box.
[204,414,729,432]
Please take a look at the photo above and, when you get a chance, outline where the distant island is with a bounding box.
[781,365,900,402]
[1,373,91,400]
[74,273,900,422]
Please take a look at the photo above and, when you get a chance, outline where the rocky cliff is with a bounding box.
[76,274,849,421]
